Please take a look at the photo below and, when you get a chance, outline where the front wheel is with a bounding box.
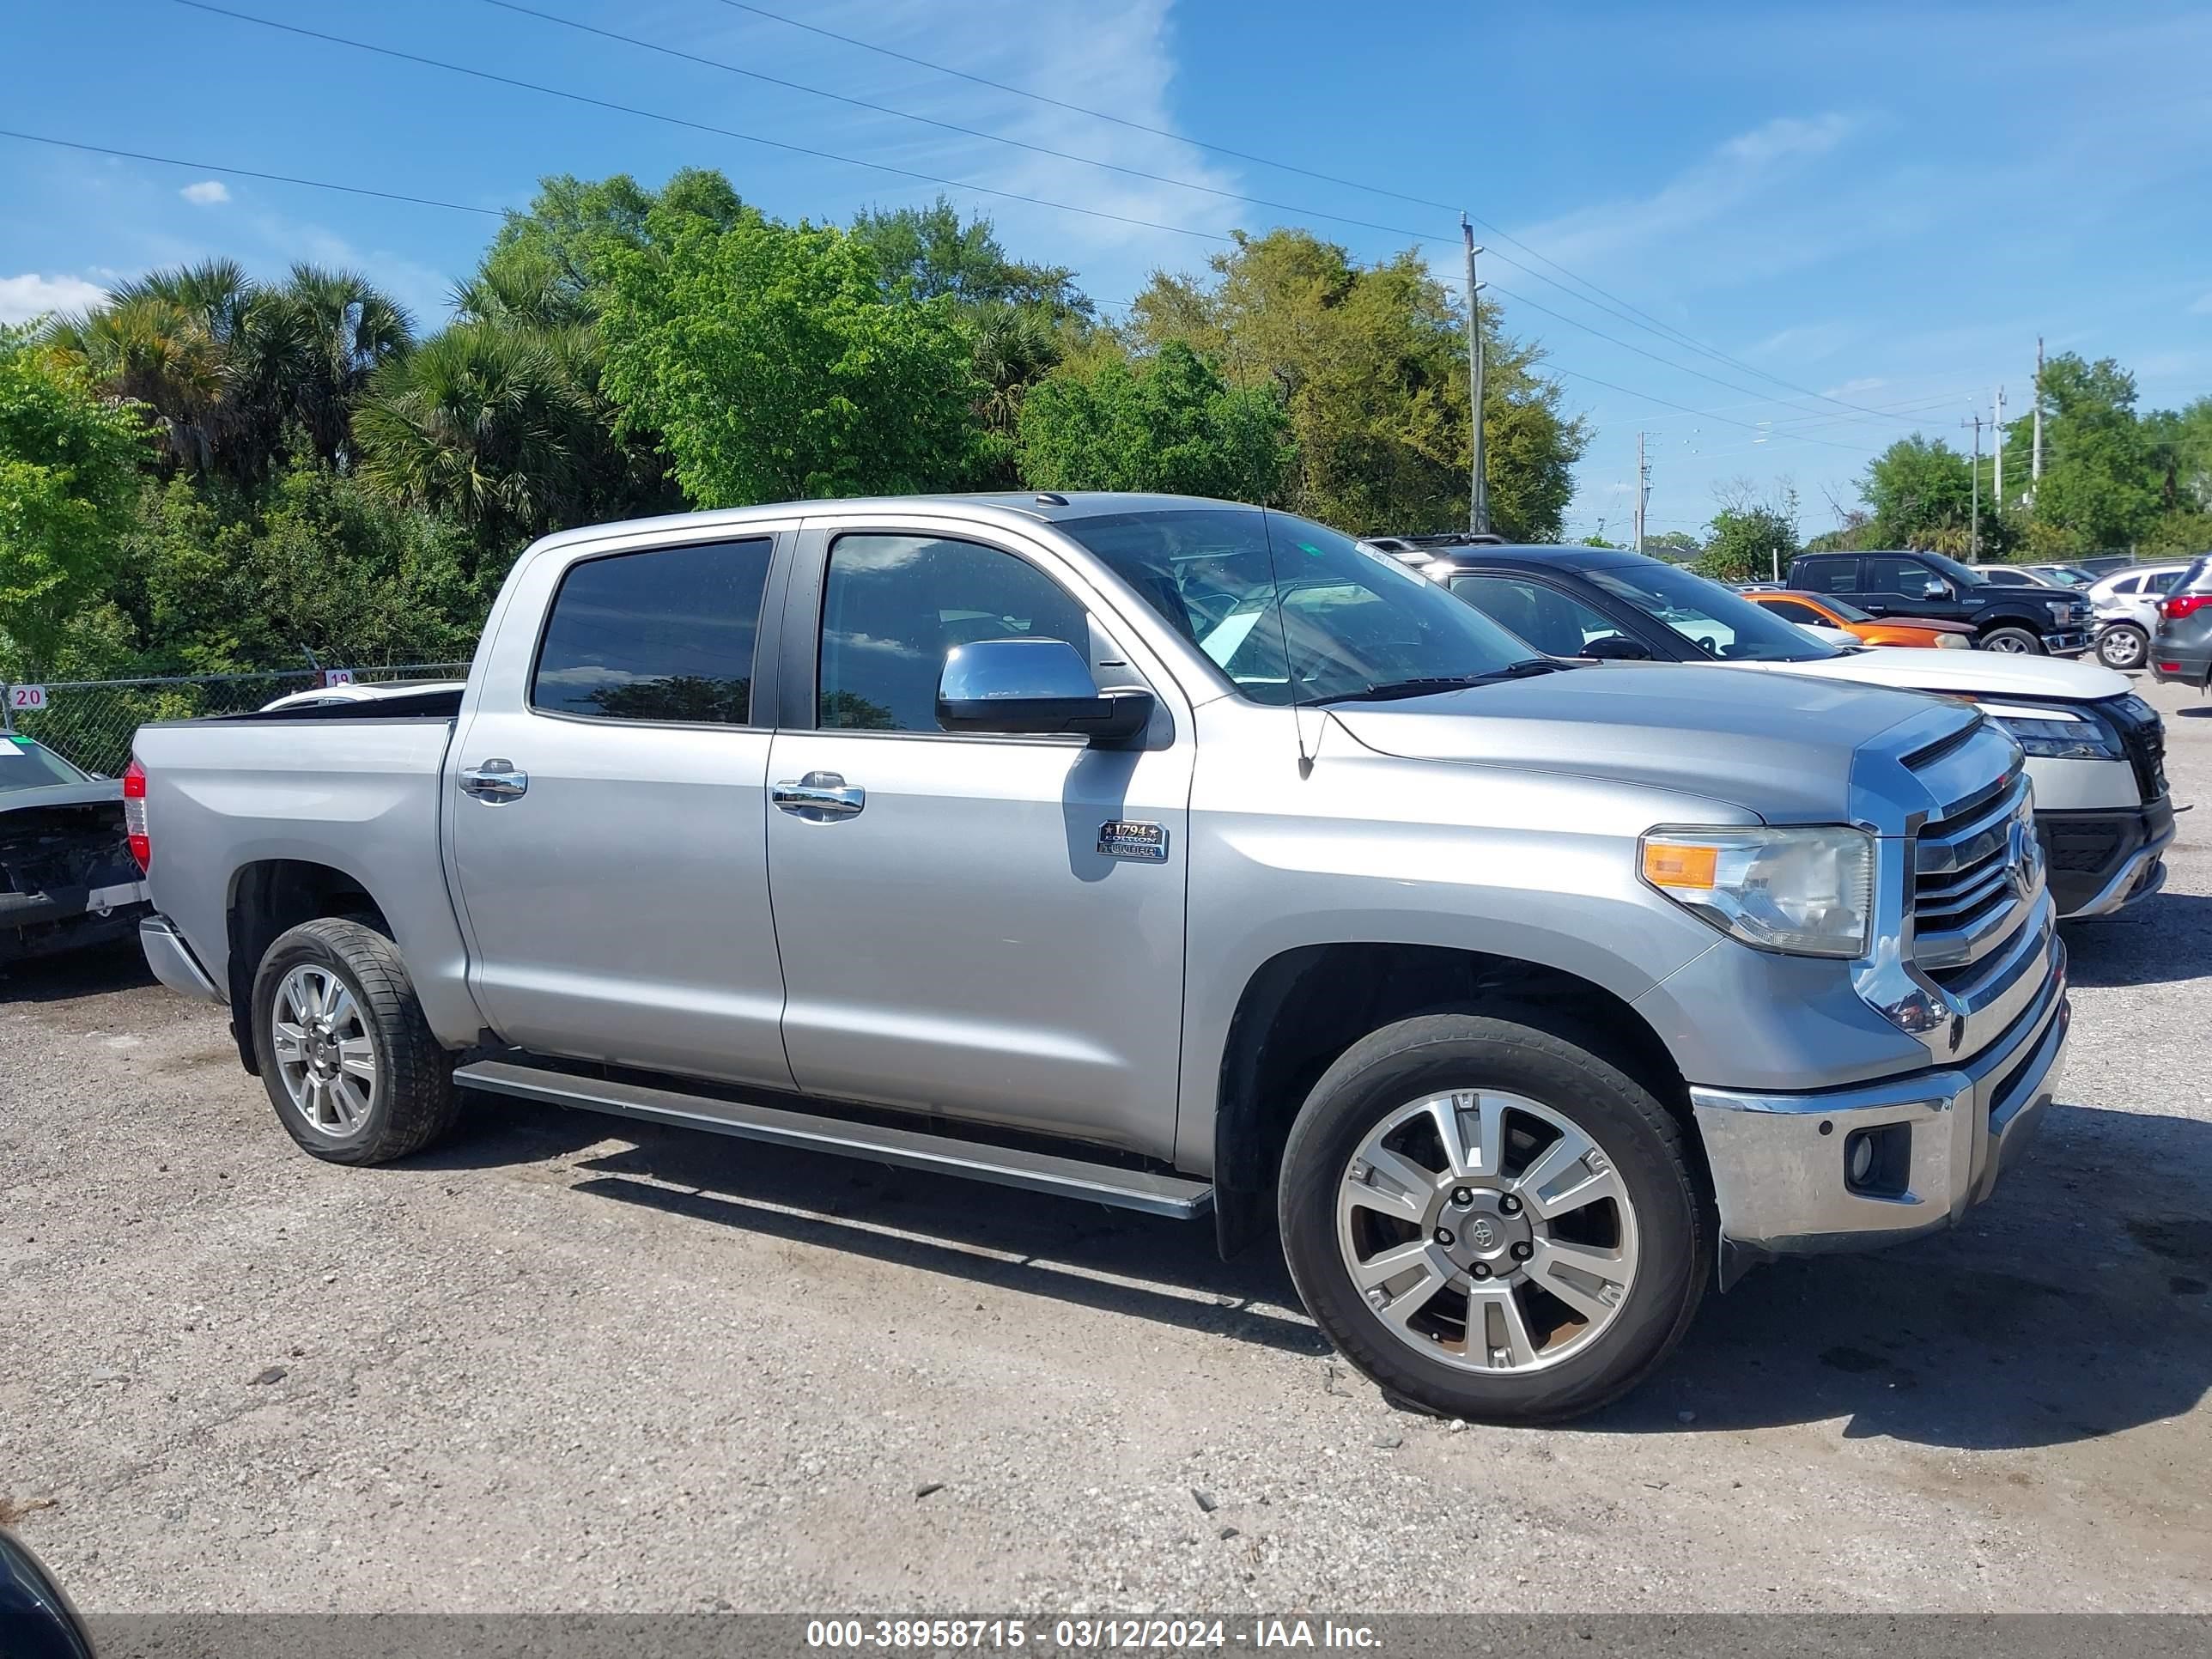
[1979,625,2044,655]
[2097,624,2148,670]
[1279,1013,1709,1424]
[251,917,459,1164]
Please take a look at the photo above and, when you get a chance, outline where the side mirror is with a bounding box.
[1917,577,1953,599]
[1580,634,1653,661]
[937,639,1154,746]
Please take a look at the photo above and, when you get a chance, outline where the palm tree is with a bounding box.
[41,292,223,472]
[277,264,413,469]
[354,321,590,557]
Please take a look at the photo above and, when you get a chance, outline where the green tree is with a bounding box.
[1697,483,1801,582]
[0,327,150,673]
[1125,229,1583,538]
[45,259,412,484]
[480,169,750,320]
[1016,340,1293,501]
[1859,434,1975,549]
[2027,354,2160,548]
[355,321,597,557]
[850,197,1091,316]
[598,207,982,504]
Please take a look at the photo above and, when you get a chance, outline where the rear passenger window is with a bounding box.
[533,538,772,725]
[817,534,1089,732]
[1799,559,1857,594]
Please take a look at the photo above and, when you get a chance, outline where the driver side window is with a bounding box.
[818,534,1091,732]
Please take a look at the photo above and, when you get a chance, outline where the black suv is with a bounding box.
[1786,550,2090,655]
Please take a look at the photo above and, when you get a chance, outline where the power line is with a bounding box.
[0,126,504,218]
[702,0,1917,427]
[474,0,1460,252]
[1545,366,1879,454]
[190,0,1928,434]
[702,0,1464,216]
[172,0,1235,245]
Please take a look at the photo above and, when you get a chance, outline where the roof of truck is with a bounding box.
[529,493,1261,554]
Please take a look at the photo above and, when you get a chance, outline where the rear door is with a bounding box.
[761,517,1194,1151]
[446,526,797,1088]
[1792,555,1862,599]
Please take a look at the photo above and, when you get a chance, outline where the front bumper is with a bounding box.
[2039,796,2175,918]
[1690,942,2069,1283]
[2041,629,2089,657]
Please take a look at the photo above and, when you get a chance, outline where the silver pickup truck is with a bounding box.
[131,493,2069,1423]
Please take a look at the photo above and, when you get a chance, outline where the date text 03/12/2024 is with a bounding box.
[805,1620,1382,1650]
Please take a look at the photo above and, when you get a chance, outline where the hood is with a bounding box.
[1324,663,1961,823]
[1741,646,2130,702]
[0,779,124,816]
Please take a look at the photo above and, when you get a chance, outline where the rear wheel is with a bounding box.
[251,918,459,1164]
[1980,625,2044,655]
[1279,1012,1708,1424]
[2097,624,2148,670]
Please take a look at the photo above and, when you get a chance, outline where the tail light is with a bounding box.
[122,757,150,870]
[2160,593,2212,622]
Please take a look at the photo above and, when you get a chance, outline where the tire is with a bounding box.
[1979,625,2044,655]
[250,917,459,1164]
[2096,624,2148,671]
[1278,1012,1709,1425]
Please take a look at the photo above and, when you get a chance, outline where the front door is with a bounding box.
[764,526,1193,1152]
[447,532,795,1090]
[1863,555,1972,623]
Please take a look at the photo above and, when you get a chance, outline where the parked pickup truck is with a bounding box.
[131,494,2070,1423]
[1788,549,2092,656]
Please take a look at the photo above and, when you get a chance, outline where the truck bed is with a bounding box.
[131,706,485,1047]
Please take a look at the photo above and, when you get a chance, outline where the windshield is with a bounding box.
[1806,592,1874,623]
[2038,566,2094,588]
[0,736,89,792]
[1064,507,1547,704]
[1584,562,1842,663]
[1917,550,1984,586]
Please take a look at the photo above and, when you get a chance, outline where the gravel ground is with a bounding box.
[3,678,2209,1613]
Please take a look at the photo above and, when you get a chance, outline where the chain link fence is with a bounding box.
[2,662,473,778]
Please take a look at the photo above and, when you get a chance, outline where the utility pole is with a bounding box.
[2030,336,2044,505]
[1961,412,1984,558]
[1633,430,1647,551]
[1993,386,2004,505]
[1462,216,1487,534]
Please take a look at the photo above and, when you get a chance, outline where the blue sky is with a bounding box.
[4,0,2209,539]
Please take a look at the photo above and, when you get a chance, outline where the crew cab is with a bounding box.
[1789,550,2091,656]
[1406,542,2170,921]
[128,495,2069,1424]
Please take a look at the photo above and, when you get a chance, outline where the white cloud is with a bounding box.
[0,272,109,324]
[180,179,231,205]
[671,0,1243,295]
[1822,377,1888,398]
[1504,114,1860,271]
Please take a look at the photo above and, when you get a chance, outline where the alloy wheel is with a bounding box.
[1336,1090,1640,1374]
[270,964,379,1138]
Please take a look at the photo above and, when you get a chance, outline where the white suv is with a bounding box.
[2088,563,2192,669]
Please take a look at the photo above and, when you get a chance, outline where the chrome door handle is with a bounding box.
[772,771,865,819]
[461,760,529,803]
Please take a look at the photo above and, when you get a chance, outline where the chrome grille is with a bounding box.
[1911,771,2035,987]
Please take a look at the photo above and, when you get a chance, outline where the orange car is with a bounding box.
[1742,588,1976,649]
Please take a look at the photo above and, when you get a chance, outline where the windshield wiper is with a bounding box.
[1312,660,1568,704]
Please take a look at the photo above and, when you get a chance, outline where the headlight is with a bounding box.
[2045,602,2071,625]
[1935,633,1970,649]
[1640,825,1874,957]
[1972,702,2119,760]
